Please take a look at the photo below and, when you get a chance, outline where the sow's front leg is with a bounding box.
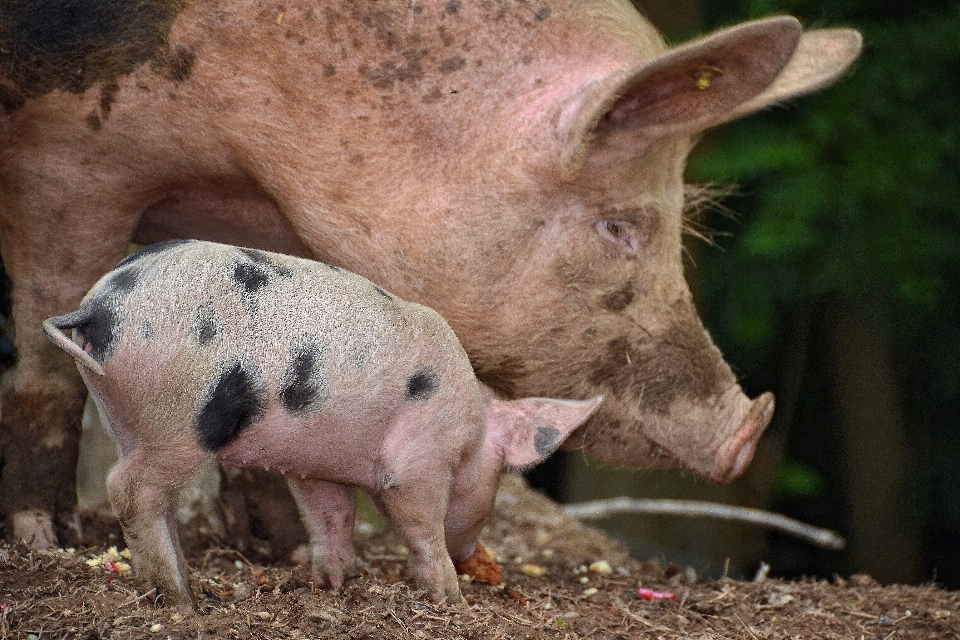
[0,163,140,548]
[0,271,89,548]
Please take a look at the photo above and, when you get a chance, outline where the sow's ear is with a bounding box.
[558,16,862,175]
[487,396,603,469]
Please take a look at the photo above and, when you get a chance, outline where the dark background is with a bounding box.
[531,0,960,589]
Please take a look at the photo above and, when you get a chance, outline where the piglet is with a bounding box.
[43,240,602,609]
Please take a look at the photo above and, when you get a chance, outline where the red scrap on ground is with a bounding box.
[637,588,676,601]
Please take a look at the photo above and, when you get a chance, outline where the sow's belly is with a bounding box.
[134,183,311,257]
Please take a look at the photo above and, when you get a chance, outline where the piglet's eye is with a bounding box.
[597,220,638,255]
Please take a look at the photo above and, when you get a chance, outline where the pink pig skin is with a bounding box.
[43,240,601,608]
[1,0,861,552]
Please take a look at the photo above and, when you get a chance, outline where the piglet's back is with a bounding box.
[64,240,474,457]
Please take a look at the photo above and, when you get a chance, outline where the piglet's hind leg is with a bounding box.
[286,478,356,590]
[106,452,199,610]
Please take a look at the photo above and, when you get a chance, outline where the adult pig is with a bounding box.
[43,240,603,607]
[0,0,862,548]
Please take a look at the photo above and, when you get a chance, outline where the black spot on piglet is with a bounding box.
[52,299,120,364]
[192,301,220,345]
[238,248,293,278]
[406,366,440,402]
[106,266,140,295]
[280,335,328,414]
[233,262,270,294]
[232,248,294,301]
[195,359,267,451]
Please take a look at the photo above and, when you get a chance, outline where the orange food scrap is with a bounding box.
[453,542,503,586]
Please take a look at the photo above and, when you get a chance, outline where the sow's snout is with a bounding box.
[561,297,778,484]
[710,388,775,484]
[677,384,777,484]
[584,385,775,485]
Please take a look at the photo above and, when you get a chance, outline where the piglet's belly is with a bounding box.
[215,419,381,489]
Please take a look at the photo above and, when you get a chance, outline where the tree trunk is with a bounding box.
[830,300,922,583]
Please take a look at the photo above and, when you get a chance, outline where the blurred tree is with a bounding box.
[691,1,960,584]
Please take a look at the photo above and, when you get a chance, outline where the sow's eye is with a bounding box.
[596,220,639,255]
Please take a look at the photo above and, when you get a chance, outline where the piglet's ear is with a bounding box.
[487,396,603,469]
[560,17,829,175]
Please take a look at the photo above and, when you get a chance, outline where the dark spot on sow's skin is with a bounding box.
[406,366,440,402]
[152,44,194,82]
[361,49,427,90]
[603,282,636,312]
[195,360,267,451]
[99,82,119,113]
[439,56,466,74]
[0,0,186,109]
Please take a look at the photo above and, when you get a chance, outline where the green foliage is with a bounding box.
[688,0,960,586]
[690,5,960,347]
[773,459,827,500]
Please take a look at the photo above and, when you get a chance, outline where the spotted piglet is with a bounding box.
[43,240,601,609]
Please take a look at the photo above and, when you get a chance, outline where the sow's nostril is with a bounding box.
[730,438,757,481]
[717,391,776,484]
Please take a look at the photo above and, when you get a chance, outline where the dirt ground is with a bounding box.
[2,474,958,639]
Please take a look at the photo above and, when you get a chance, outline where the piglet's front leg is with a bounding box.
[377,478,463,604]
[287,477,357,590]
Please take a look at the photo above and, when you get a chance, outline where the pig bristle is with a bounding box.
[682,183,737,246]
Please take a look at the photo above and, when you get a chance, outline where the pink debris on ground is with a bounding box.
[637,588,676,601]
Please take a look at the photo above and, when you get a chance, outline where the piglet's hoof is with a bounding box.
[151,588,197,613]
[453,543,502,586]
[429,590,466,606]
